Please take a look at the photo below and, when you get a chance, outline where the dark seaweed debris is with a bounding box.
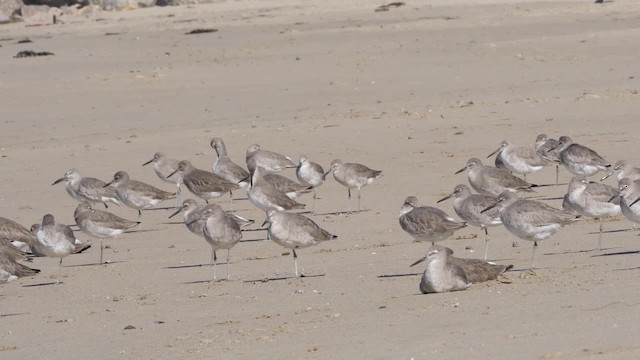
[14,50,54,58]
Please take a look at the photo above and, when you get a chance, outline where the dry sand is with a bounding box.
[1,0,640,358]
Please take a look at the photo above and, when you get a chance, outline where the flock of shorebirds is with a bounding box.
[1,133,639,304]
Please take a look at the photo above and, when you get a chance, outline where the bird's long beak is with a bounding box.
[600,171,614,182]
[168,207,184,219]
[167,169,179,179]
[185,215,203,227]
[409,254,428,267]
[103,180,114,188]
[142,159,153,166]
[608,191,620,203]
[52,178,64,185]
[630,196,640,207]
[481,202,499,214]
[454,166,467,175]
[487,145,503,158]
[437,192,454,203]
[261,219,270,227]
[324,170,332,177]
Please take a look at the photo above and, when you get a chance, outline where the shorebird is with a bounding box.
[263,208,337,278]
[296,155,326,213]
[437,184,502,260]
[564,176,620,250]
[609,178,640,229]
[30,224,90,255]
[410,245,512,284]
[487,140,546,180]
[0,241,39,278]
[482,191,580,269]
[555,136,610,176]
[409,246,470,294]
[210,137,250,188]
[399,196,467,245]
[168,160,239,208]
[32,214,75,284]
[535,134,561,184]
[263,173,313,199]
[143,152,183,208]
[247,165,305,212]
[170,199,254,238]
[188,205,242,281]
[245,144,296,173]
[105,171,175,217]
[0,217,38,254]
[326,159,383,213]
[52,169,122,209]
[455,158,536,196]
[601,160,640,183]
[74,202,140,264]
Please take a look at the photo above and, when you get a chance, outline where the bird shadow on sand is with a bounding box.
[163,263,212,270]
[587,228,637,235]
[304,210,371,216]
[22,281,63,287]
[377,272,421,279]
[613,266,640,271]
[66,261,127,268]
[239,238,268,243]
[0,312,28,318]
[591,250,640,257]
[544,248,601,256]
[244,274,325,283]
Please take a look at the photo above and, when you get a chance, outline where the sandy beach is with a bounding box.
[1,0,640,358]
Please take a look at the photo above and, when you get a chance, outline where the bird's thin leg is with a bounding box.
[229,192,234,213]
[227,249,231,281]
[103,202,109,209]
[293,249,299,278]
[212,248,217,282]
[484,227,490,261]
[531,241,538,270]
[100,239,104,265]
[523,173,527,182]
[357,188,362,213]
[555,165,559,185]
[57,258,63,284]
[347,188,351,199]
[598,218,603,251]
[312,189,317,214]
[176,183,181,208]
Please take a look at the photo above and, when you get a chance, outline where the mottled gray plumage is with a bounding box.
[455,158,536,196]
[263,173,313,199]
[245,144,296,173]
[52,169,122,208]
[264,208,337,277]
[0,216,37,251]
[169,199,208,237]
[247,165,305,212]
[488,139,545,179]
[327,159,383,212]
[399,196,466,245]
[557,136,610,176]
[609,178,640,228]
[482,191,580,269]
[0,241,39,277]
[296,155,326,213]
[210,137,250,188]
[438,184,501,260]
[200,205,243,281]
[32,214,75,283]
[601,160,640,183]
[535,134,561,184]
[106,171,175,216]
[143,152,183,208]
[169,160,239,204]
[410,246,470,294]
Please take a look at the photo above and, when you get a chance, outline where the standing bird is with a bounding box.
[296,155,326,213]
[169,199,208,237]
[487,140,546,181]
[245,144,296,173]
[410,245,512,284]
[188,205,243,281]
[609,178,640,230]
[555,136,610,176]
[535,134,562,185]
[326,159,383,213]
[482,191,580,269]
[563,176,620,250]
[437,184,502,260]
[399,196,467,245]
[409,246,470,294]
[455,158,536,196]
[32,214,75,284]
[263,173,313,199]
[263,208,337,278]
[601,160,640,183]
[143,152,183,208]
[105,171,175,217]
[168,160,239,208]
[247,165,305,212]
[52,169,122,209]
[210,137,250,188]
[74,202,140,264]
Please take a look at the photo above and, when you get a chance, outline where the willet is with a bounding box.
[609,178,640,229]
[0,241,39,278]
[105,171,175,217]
[247,165,305,212]
[556,136,610,176]
[601,160,640,183]
[326,159,383,213]
[410,245,512,284]
[32,214,75,284]
[535,134,562,184]
[143,152,183,208]
[481,191,580,269]
[210,137,250,189]
[296,155,326,213]
[263,173,313,199]
[409,246,470,294]
[74,202,140,264]
[52,169,122,209]
[437,184,502,260]
[190,205,242,281]
[168,160,239,208]
[487,140,545,181]
[0,217,38,254]
[263,208,337,278]
[245,144,296,173]
[30,224,90,255]
[399,196,467,245]
[564,176,620,250]
[455,158,536,196]
[169,199,208,237]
